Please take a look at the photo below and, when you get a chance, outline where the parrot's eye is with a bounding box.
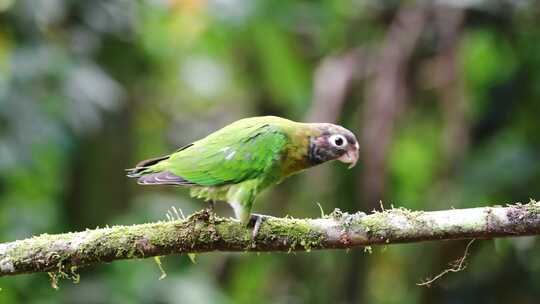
[329,134,347,148]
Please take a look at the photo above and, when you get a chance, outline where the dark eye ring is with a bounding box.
[329,134,347,148]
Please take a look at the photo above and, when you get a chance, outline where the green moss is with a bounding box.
[361,208,430,239]
[215,221,251,243]
[5,199,540,281]
[362,212,388,234]
[328,208,344,219]
[258,218,325,251]
[526,200,540,215]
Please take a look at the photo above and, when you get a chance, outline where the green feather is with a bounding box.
[155,121,288,186]
[149,117,293,222]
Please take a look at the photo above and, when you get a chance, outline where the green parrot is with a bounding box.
[127,116,359,230]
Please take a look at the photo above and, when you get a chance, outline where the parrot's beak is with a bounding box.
[338,142,359,169]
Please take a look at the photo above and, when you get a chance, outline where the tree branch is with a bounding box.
[1,201,540,277]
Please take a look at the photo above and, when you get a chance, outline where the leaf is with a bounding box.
[187,253,197,264]
[153,256,167,280]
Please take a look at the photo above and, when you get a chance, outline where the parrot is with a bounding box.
[127,116,359,234]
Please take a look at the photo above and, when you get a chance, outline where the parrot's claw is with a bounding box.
[248,213,272,239]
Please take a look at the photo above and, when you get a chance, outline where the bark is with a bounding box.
[1,201,540,277]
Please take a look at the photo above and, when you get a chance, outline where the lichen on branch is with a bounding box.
[1,200,540,277]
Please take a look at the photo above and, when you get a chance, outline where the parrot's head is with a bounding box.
[308,124,359,169]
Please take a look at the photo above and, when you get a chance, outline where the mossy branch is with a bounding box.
[2,200,540,277]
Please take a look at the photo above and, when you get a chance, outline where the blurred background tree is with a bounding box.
[1,0,540,303]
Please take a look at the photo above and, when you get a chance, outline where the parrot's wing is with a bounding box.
[157,124,289,187]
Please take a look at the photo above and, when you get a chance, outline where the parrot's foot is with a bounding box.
[204,200,218,222]
[248,213,273,239]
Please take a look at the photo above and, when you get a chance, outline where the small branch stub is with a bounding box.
[1,200,540,277]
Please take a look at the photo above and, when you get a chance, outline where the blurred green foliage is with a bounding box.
[1,1,540,303]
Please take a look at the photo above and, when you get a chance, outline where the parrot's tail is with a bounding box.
[127,158,197,186]
[126,155,170,177]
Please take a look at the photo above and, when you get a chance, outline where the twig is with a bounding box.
[417,239,476,287]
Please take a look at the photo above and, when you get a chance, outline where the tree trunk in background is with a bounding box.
[347,7,428,304]
[306,52,365,303]
[421,6,467,304]
[306,50,365,123]
[360,7,427,210]
[432,6,468,177]
[62,102,134,230]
